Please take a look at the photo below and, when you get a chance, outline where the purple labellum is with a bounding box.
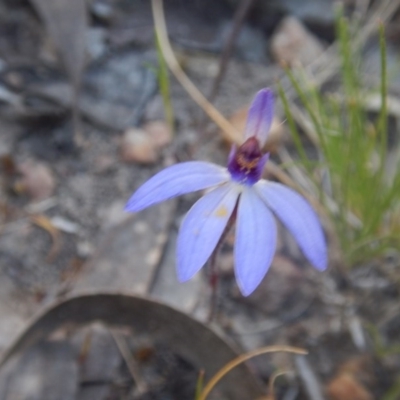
[228,137,269,185]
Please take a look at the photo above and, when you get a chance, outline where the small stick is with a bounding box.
[111,330,148,394]
[150,0,319,196]
[294,355,325,400]
[207,207,237,323]
[199,346,307,400]
[151,0,242,145]
[208,0,255,102]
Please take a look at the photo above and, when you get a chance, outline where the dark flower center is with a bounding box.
[235,137,262,171]
[228,137,265,185]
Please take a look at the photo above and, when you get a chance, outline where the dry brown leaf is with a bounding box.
[0,293,264,400]
[326,356,374,400]
[326,373,373,400]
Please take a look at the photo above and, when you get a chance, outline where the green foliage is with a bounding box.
[279,14,400,266]
[366,323,400,400]
[384,377,400,400]
[155,31,175,133]
[194,370,204,400]
[366,323,400,359]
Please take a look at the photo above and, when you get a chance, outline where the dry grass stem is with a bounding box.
[199,345,307,400]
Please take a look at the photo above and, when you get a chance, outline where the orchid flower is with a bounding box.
[125,89,327,296]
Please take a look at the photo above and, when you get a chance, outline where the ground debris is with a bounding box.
[14,159,56,201]
[0,0,399,399]
[0,340,78,400]
[326,356,375,400]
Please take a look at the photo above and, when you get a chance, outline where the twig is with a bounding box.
[199,346,307,400]
[150,0,319,196]
[280,0,400,101]
[273,0,400,227]
[354,0,371,21]
[275,0,400,257]
[72,82,84,146]
[268,370,290,400]
[207,207,237,323]
[150,0,340,255]
[151,0,241,145]
[111,330,148,394]
[294,355,325,400]
[208,0,255,102]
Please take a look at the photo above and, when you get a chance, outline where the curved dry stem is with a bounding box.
[268,370,290,399]
[151,0,242,144]
[150,0,305,190]
[198,345,307,400]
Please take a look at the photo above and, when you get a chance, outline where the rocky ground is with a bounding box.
[0,0,400,399]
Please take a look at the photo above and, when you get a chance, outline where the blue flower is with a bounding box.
[125,89,327,296]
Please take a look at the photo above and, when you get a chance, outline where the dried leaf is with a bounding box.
[326,356,374,400]
[295,355,325,400]
[326,373,373,400]
[0,292,264,400]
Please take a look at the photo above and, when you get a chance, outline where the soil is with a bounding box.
[0,0,400,399]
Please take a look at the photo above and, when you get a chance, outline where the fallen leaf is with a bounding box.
[326,373,373,400]
[0,293,264,400]
[326,356,374,400]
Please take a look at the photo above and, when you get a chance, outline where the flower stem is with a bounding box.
[207,205,238,322]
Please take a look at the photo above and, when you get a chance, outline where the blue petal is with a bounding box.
[125,162,230,212]
[235,187,277,296]
[244,88,274,147]
[255,181,327,271]
[177,183,240,282]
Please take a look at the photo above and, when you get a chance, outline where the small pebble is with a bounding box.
[270,16,324,67]
[91,1,114,23]
[15,160,56,201]
[120,128,158,164]
[143,121,172,148]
